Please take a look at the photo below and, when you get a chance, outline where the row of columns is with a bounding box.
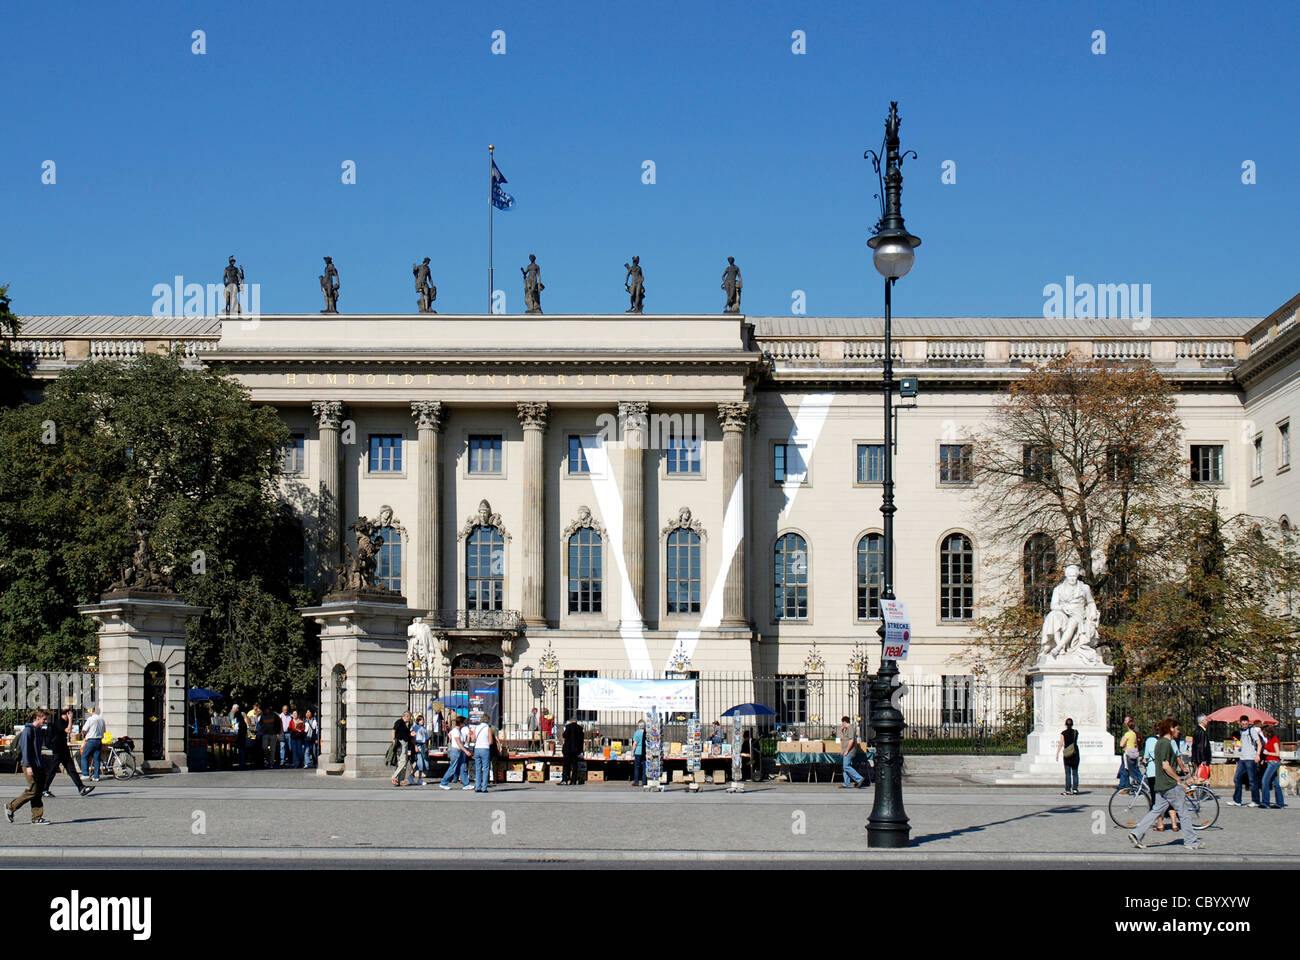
[310,398,751,629]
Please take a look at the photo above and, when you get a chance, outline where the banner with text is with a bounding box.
[578,677,697,713]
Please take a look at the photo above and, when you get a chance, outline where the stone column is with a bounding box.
[619,401,649,627]
[718,402,751,629]
[312,400,346,588]
[411,401,444,612]
[516,401,549,627]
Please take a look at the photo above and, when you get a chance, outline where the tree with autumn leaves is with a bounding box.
[965,357,1300,683]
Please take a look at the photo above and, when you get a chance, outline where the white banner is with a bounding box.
[577,677,696,713]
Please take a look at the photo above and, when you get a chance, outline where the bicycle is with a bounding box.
[1108,774,1219,831]
[101,736,138,781]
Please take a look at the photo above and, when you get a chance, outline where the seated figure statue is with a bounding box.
[1040,564,1102,663]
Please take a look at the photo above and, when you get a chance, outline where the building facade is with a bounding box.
[11,296,1299,693]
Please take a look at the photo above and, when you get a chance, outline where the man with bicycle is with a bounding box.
[1128,718,1202,852]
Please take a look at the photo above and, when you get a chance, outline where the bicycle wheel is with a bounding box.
[1187,786,1219,830]
[113,751,136,781]
[1108,785,1149,829]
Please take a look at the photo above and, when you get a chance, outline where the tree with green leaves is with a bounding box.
[0,352,318,706]
[0,284,32,408]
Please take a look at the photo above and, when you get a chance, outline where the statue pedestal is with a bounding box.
[997,659,1116,786]
[301,592,411,779]
[78,590,207,773]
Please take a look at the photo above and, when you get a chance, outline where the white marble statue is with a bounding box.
[407,618,434,670]
[1040,564,1103,664]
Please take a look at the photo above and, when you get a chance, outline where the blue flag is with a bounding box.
[491,159,515,210]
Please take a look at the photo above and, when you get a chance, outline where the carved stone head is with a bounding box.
[477,499,492,525]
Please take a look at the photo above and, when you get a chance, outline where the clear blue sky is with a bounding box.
[2,0,1296,318]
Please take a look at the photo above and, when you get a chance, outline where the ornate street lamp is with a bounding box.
[863,101,921,848]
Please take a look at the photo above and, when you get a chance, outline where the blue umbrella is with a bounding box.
[721,703,775,717]
[188,688,223,701]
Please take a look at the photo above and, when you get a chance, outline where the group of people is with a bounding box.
[1227,714,1288,809]
[6,706,98,826]
[227,704,320,770]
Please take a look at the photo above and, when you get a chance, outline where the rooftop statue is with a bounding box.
[521,254,544,314]
[222,256,245,316]
[320,256,340,313]
[624,256,645,314]
[413,258,437,314]
[721,257,742,313]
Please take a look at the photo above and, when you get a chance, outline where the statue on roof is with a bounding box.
[320,257,340,313]
[222,256,245,316]
[413,258,437,314]
[521,254,544,314]
[721,257,742,313]
[624,256,645,314]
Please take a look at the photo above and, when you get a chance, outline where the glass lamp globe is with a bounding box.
[872,238,915,279]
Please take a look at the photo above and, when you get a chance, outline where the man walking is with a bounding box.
[80,705,106,782]
[838,716,867,789]
[1229,714,1263,807]
[231,704,248,770]
[561,717,584,785]
[1190,713,1211,777]
[303,709,319,768]
[278,704,293,768]
[6,708,52,825]
[392,711,415,787]
[43,706,94,798]
[439,716,473,790]
[1127,718,1202,851]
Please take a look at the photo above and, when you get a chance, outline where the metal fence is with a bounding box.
[1107,680,1299,743]
[408,671,1033,754]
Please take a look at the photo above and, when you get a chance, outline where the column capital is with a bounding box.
[618,400,649,428]
[717,401,752,431]
[312,400,346,430]
[410,400,445,432]
[516,400,549,430]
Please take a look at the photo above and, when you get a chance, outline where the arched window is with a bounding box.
[773,533,809,620]
[568,527,603,614]
[1023,533,1056,615]
[940,533,974,621]
[857,533,884,620]
[376,526,402,593]
[466,525,505,611]
[666,529,702,614]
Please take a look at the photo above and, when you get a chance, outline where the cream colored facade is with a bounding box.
[13,301,1299,686]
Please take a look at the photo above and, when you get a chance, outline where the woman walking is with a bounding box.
[1056,717,1081,795]
[439,716,473,790]
[1117,717,1139,789]
[411,714,429,785]
[1260,721,1286,809]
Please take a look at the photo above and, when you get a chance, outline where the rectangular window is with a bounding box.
[1022,444,1053,482]
[856,443,885,484]
[938,443,973,484]
[563,670,597,723]
[774,442,809,484]
[941,676,973,725]
[666,432,702,474]
[1280,421,1291,470]
[1107,446,1137,484]
[1253,435,1264,481]
[468,435,503,474]
[1190,444,1223,484]
[368,435,402,472]
[775,675,808,728]
[280,434,306,475]
[567,435,592,474]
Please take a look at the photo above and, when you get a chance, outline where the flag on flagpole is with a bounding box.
[491,159,515,210]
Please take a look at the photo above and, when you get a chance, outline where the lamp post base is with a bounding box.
[866,660,910,848]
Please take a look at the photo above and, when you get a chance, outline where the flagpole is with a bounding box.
[488,144,495,314]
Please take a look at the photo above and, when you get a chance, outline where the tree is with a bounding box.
[967,358,1189,676]
[0,284,31,408]
[0,353,318,703]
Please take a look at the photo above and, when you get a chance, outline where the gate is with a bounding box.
[143,662,166,761]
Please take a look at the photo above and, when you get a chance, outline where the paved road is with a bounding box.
[4,770,1296,866]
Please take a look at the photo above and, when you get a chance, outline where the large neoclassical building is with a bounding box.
[11,292,1300,698]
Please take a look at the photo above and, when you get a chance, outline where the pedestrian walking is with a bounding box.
[80,705,106,782]
[1190,713,1211,779]
[439,716,474,790]
[836,716,867,789]
[470,715,493,792]
[1127,718,1202,852]
[561,718,584,785]
[278,704,293,767]
[631,720,647,786]
[289,710,307,769]
[1117,716,1139,789]
[43,706,94,798]
[411,715,429,785]
[6,708,52,825]
[392,711,415,787]
[303,709,319,768]
[229,704,248,769]
[1056,717,1080,795]
[260,709,279,767]
[1259,721,1286,809]
[1229,714,1263,807]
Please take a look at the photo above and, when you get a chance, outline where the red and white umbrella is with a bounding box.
[1206,705,1278,724]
